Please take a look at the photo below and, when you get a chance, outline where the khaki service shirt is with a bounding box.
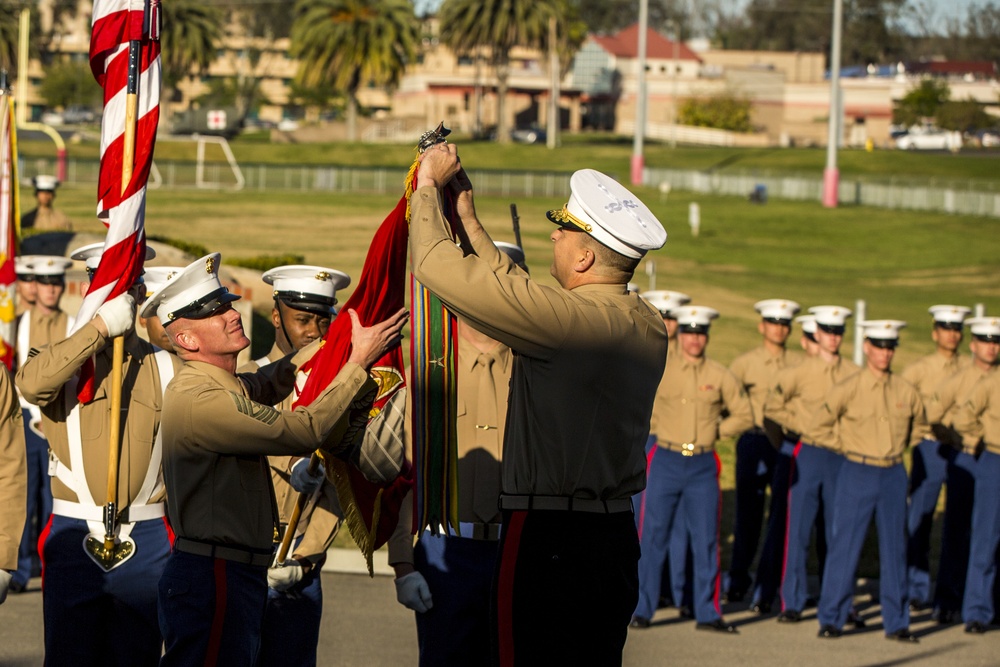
[162,356,377,552]
[239,343,344,566]
[806,369,928,459]
[650,353,753,448]
[952,371,1000,454]
[729,345,801,428]
[409,187,667,500]
[926,365,997,448]
[21,207,72,232]
[901,352,969,404]
[764,355,860,441]
[387,335,513,566]
[0,367,25,570]
[16,325,167,506]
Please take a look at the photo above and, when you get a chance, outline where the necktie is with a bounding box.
[473,353,501,522]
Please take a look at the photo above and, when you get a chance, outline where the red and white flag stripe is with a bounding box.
[73,0,160,333]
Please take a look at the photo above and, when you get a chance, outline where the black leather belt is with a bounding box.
[174,537,274,567]
[499,494,632,514]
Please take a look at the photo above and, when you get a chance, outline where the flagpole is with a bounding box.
[275,453,323,563]
[102,36,141,555]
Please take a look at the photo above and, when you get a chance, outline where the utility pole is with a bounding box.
[822,0,843,208]
[670,20,679,149]
[547,14,560,149]
[631,0,648,186]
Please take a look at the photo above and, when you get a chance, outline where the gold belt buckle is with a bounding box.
[682,443,695,457]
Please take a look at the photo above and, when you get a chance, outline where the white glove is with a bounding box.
[290,458,325,495]
[395,571,433,613]
[267,560,304,592]
[0,569,12,605]
[97,293,137,338]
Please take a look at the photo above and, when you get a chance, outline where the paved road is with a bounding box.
[1,570,995,666]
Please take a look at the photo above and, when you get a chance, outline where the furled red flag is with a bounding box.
[0,90,19,370]
[74,0,161,398]
[295,127,461,572]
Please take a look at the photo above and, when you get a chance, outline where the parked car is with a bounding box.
[40,110,64,126]
[62,106,97,124]
[977,129,1000,148]
[510,126,546,144]
[895,128,962,151]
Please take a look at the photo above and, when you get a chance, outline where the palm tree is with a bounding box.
[290,0,420,142]
[160,0,225,106]
[439,0,558,144]
[0,3,22,76]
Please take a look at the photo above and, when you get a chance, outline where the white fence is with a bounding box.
[17,156,1000,217]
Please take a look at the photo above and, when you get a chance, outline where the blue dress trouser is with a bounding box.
[13,409,51,587]
[906,438,952,605]
[961,450,1000,625]
[752,440,795,606]
[257,551,323,667]
[159,549,270,667]
[42,515,170,667]
[729,430,776,596]
[933,452,975,615]
[413,531,498,666]
[781,442,840,613]
[636,447,722,623]
[817,462,909,634]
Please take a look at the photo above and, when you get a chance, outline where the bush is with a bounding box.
[227,254,305,272]
[679,93,753,133]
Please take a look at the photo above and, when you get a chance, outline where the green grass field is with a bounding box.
[28,140,998,569]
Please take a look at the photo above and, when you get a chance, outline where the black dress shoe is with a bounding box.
[818,625,842,638]
[750,601,772,615]
[696,619,739,634]
[629,615,651,629]
[932,608,957,625]
[678,606,694,619]
[777,609,802,623]
[909,600,930,612]
[847,610,866,629]
[965,621,988,634]
[886,629,919,643]
[8,580,26,594]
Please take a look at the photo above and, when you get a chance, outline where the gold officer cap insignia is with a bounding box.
[205,256,216,274]
[315,271,331,281]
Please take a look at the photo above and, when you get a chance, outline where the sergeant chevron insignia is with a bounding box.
[230,393,280,425]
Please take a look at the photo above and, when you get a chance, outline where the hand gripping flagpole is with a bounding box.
[275,453,322,564]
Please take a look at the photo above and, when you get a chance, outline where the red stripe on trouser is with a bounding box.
[204,558,228,667]
[497,510,528,667]
[37,515,53,591]
[779,440,803,612]
[713,450,723,615]
[638,445,658,537]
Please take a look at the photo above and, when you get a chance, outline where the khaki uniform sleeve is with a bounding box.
[0,369,26,570]
[763,367,800,438]
[175,363,377,457]
[15,323,106,407]
[409,187,575,359]
[909,391,930,447]
[806,381,848,450]
[953,381,990,449]
[386,488,416,567]
[719,369,754,440]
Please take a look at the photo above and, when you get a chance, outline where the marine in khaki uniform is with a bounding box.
[411,146,667,666]
[925,315,1000,623]
[637,289,691,612]
[20,175,72,232]
[633,306,753,633]
[150,253,406,667]
[9,256,74,595]
[752,312,816,613]
[240,263,350,667]
[15,249,170,666]
[901,304,972,611]
[14,256,38,317]
[727,299,802,608]
[813,320,928,642]
[764,305,859,622]
[389,242,523,667]
[950,317,1000,634]
[0,367,26,605]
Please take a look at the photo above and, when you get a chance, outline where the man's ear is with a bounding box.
[271,305,281,330]
[574,246,595,274]
[170,327,198,354]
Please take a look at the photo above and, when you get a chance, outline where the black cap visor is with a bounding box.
[762,317,792,326]
[933,321,964,332]
[866,337,898,349]
[169,287,241,321]
[817,323,846,335]
[276,292,335,317]
[973,333,1000,343]
[35,274,65,286]
[679,323,711,334]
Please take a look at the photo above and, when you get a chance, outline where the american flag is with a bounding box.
[0,92,18,370]
[73,0,161,332]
